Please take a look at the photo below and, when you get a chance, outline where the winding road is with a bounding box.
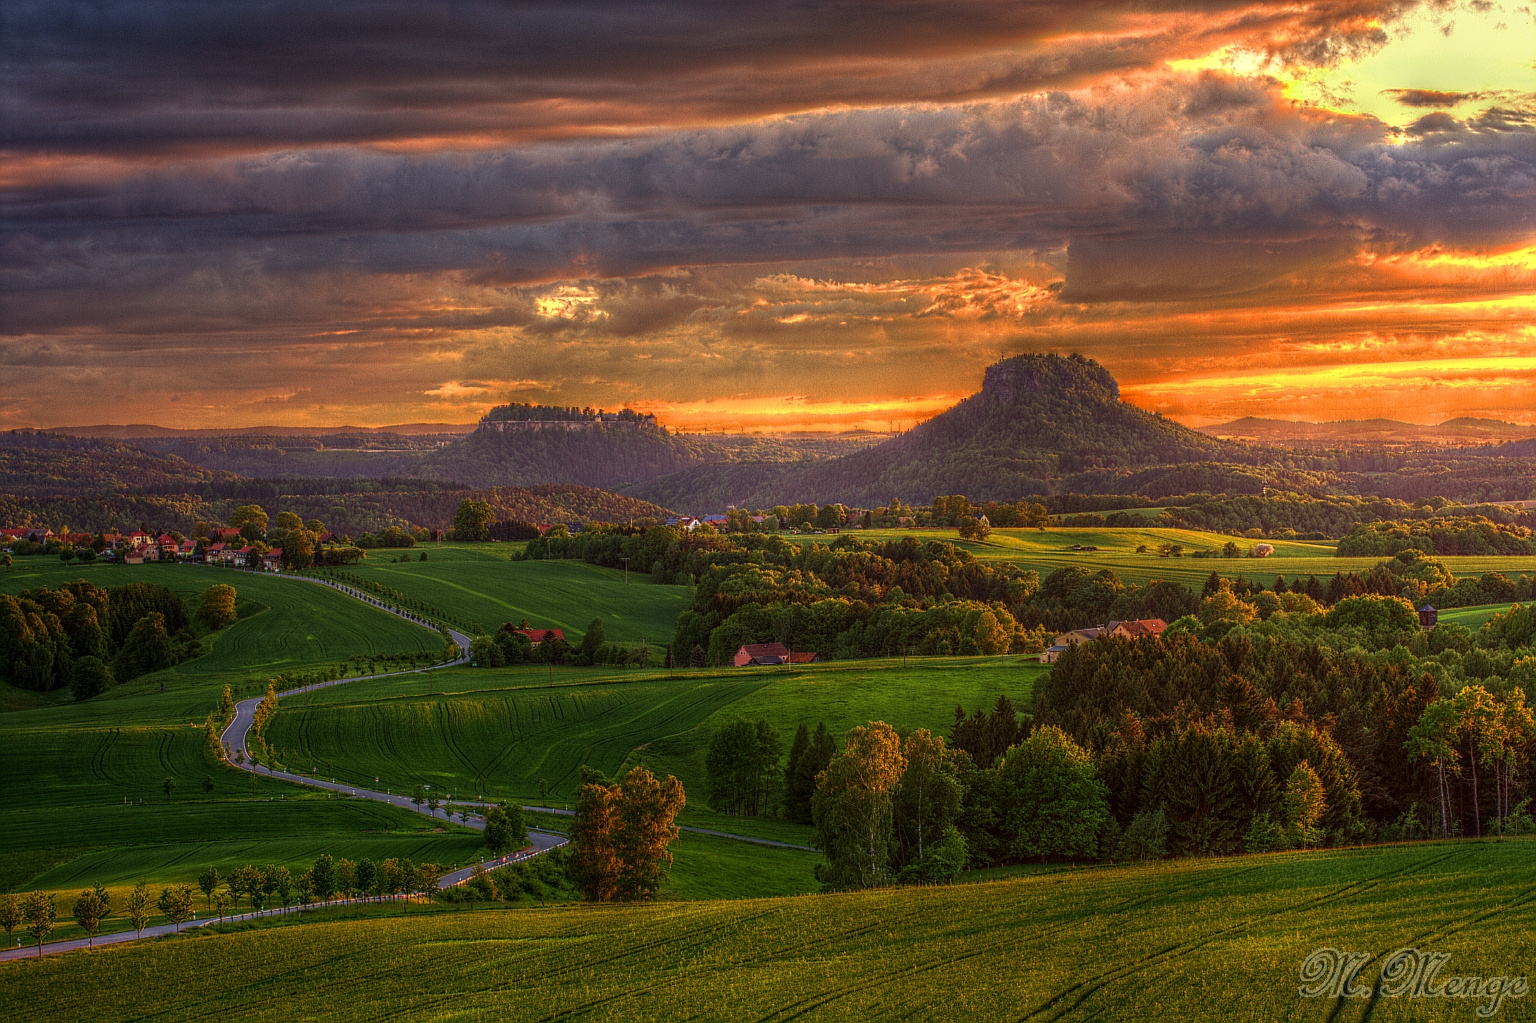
[217,573,569,890]
[6,568,814,961]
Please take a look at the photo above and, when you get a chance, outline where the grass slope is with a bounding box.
[267,657,1042,840]
[797,527,1535,589]
[0,562,469,926]
[6,839,1531,1021]
[1437,602,1518,629]
[338,544,690,642]
[0,561,442,698]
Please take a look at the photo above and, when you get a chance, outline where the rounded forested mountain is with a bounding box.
[800,353,1231,502]
[629,354,1246,507]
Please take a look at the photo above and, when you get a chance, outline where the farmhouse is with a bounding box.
[735,642,788,666]
[1040,619,1167,662]
[731,642,819,666]
[510,628,565,646]
[1108,618,1168,640]
[1038,644,1071,664]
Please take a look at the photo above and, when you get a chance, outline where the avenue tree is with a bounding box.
[72,886,112,947]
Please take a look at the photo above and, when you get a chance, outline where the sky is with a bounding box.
[2,1,1532,432]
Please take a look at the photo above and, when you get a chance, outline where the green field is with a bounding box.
[265,658,1041,828]
[0,560,444,699]
[0,560,471,935]
[7,838,1531,1021]
[335,544,690,642]
[1437,602,1518,630]
[798,526,1536,588]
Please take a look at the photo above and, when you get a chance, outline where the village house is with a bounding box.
[509,628,564,646]
[1107,618,1168,640]
[734,642,789,666]
[1039,619,1167,663]
[261,549,282,571]
[732,643,822,666]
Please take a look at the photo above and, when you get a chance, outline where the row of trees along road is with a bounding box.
[1,882,183,957]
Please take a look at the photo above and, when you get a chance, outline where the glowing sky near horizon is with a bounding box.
[1,0,1532,432]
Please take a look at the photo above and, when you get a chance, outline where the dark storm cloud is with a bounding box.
[5,74,1530,332]
[2,0,1418,154]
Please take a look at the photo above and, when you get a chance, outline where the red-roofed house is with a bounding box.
[734,642,788,666]
[1108,619,1167,640]
[786,651,821,664]
[261,549,282,571]
[510,628,564,646]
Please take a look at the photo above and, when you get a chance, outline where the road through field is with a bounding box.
[218,574,569,888]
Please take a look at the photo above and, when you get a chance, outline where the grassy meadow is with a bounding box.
[1437,602,1519,629]
[333,543,691,642]
[0,559,471,938]
[0,560,443,702]
[6,838,1532,1021]
[265,657,1042,838]
[798,525,1536,589]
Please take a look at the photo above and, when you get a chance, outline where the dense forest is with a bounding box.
[1336,517,1536,557]
[0,484,670,537]
[517,523,1536,664]
[410,424,875,491]
[1017,596,1536,859]
[0,579,208,694]
[134,434,454,479]
[701,591,1536,887]
[0,432,241,496]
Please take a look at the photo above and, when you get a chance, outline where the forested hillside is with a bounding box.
[0,485,669,536]
[410,420,876,490]
[0,432,241,495]
[132,434,451,479]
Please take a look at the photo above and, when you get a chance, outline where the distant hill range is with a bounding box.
[45,422,478,438]
[15,358,1536,512]
[628,354,1252,507]
[1199,417,1536,449]
[0,430,243,496]
[404,406,880,490]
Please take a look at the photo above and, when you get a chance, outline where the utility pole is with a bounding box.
[621,557,629,584]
